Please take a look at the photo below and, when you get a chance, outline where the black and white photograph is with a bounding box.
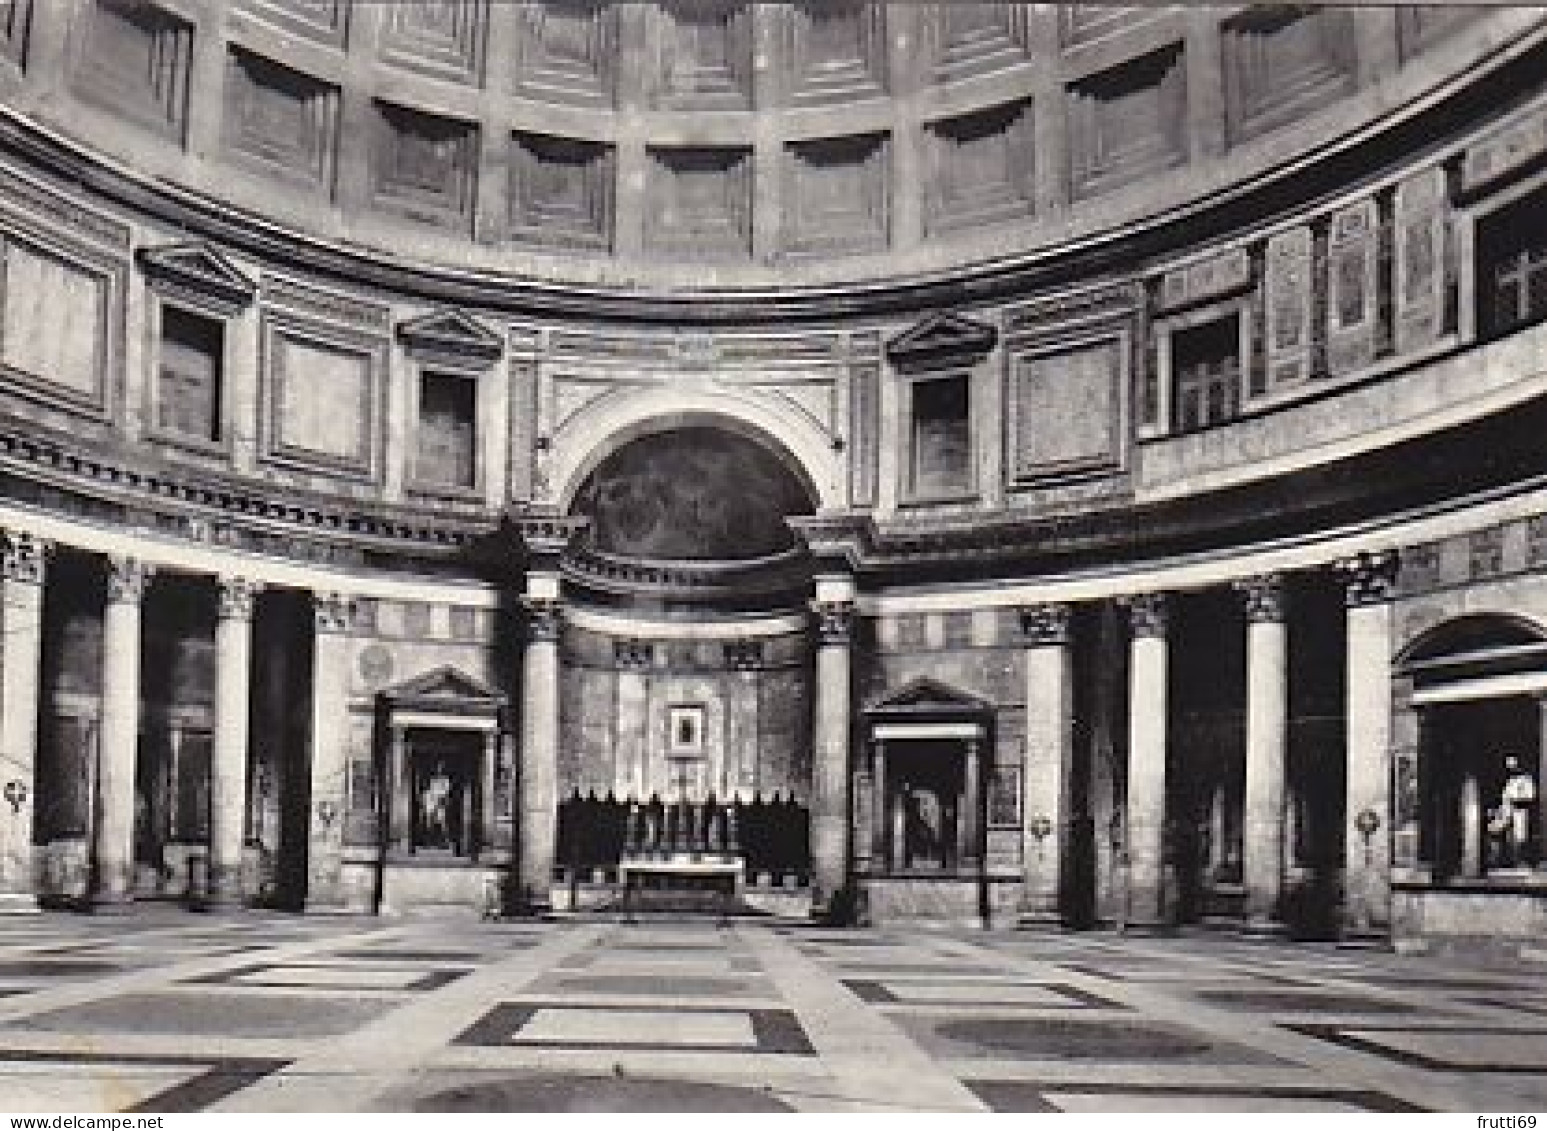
[0,0,1539,1116]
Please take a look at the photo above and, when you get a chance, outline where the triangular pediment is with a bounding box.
[884,311,998,370]
[396,309,504,367]
[136,242,257,313]
[382,664,501,706]
[864,675,991,717]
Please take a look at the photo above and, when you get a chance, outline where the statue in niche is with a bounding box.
[1490,755,1538,868]
[420,760,453,850]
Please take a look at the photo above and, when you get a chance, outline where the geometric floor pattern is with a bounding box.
[0,908,1539,1111]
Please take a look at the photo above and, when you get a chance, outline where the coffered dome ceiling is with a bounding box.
[19,1,1512,290]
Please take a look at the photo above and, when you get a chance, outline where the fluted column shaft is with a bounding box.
[1340,552,1398,935]
[95,556,150,908]
[1019,602,1073,926]
[211,577,257,905]
[0,533,45,913]
[1126,592,1170,927]
[1238,574,1289,926]
[518,592,562,911]
[810,588,855,918]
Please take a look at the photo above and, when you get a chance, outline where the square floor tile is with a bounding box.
[454,1003,815,1055]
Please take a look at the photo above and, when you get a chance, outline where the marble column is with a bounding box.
[517,593,562,912]
[211,577,258,906]
[0,532,45,913]
[305,592,352,912]
[95,555,151,909]
[1338,550,1398,936]
[810,586,856,920]
[1236,573,1288,929]
[871,739,889,874]
[1126,592,1170,928]
[1019,602,1073,927]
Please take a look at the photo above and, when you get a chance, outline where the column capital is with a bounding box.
[1336,549,1399,607]
[217,576,260,621]
[811,599,857,646]
[0,530,46,585]
[724,639,764,670]
[314,592,355,634]
[1019,602,1072,646]
[523,596,563,642]
[1124,591,1170,639]
[1235,573,1287,623]
[105,556,151,605]
[614,637,654,670]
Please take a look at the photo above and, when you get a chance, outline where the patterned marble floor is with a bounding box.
[0,909,1537,1112]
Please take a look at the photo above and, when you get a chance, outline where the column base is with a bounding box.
[1337,926,1392,950]
[0,893,39,915]
[89,894,135,915]
[1240,915,1288,939]
[1016,906,1066,931]
[1118,917,1177,937]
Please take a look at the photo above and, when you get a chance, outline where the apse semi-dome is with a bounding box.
[5,1,1524,291]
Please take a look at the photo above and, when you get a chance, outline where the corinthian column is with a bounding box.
[1337,550,1398,938]
[0,532,46,913]
[211,577,258,905]
[305,592,353,912]
[95,555,151,909]
[1019,601,1073,928]
[810,584,856,920]
[1236,573,1288,930]
[1125,591,1170,929]
[517,594,562,911]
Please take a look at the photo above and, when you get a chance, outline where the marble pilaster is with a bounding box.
[1019,602,1073,927]
[0,532,45,913]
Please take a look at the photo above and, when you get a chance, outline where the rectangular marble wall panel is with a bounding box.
[757,669,809,801]
[266,328,378,473]
[1395,167,1448,354]
[1263,225,1313,393]
[1326,198,1379,375]
[0,239,107,406]
[1008,337,1121,482]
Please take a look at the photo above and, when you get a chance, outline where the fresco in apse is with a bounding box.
[571,427,815,561]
